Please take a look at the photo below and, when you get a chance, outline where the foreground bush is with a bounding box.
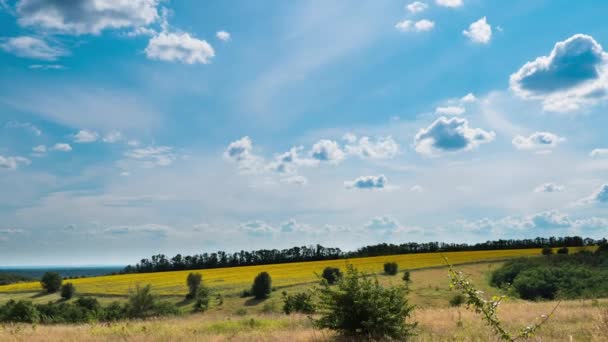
[251,272,272,299]
[193,286,211,312]
[384,262,399,275]
[186,272,202,299]
[282,291,316,314]
[0,300,40,323]
[315,265,416,340]
[40,272,62,293]
[321,267,343,285]
[126,284,179,318]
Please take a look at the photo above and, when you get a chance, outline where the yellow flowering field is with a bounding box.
[0,248,587,296]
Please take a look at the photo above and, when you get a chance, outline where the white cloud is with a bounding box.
[590,148,608,157]
[406,1,428,14]
[534,182,564,193]
[436,106,465,115]
[510,34,608,112]
[267,146,316,174]
[0,155,30,170]
[240,220,276,237]
[4,121,42,136]
[460,93,476,103]
[145,32,215,64]
[345,174,387,189]
[28,64,64,70]
[512,132,564,150]
[104,224,171,239]
[32,145,46,153]
[216,30,230,41]
[1,36,66,60]
[310,139,345,164]
[224,136,263,173]
[102,131,123,143]
[344,135,399,159]
[125,146,175,167]
[581,184,608,204]
[463,17,492,44]
[51,143,72,152]
[410,185,424,193]
[16,0,159,35]
[365,216,401,231]
[435,0,463,8]
[395,19,435,33]
[280,175,308,186]
[73,129,99,143]
[414,116,495,155]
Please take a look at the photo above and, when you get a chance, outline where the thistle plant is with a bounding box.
[444,256,559,341]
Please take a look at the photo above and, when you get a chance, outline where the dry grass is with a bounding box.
[0,300,605,341]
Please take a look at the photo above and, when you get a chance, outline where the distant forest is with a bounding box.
[121,235,606,274]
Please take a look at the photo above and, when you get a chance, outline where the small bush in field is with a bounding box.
[402,271,411,283]
[556,247,569,255]
[449,293,465,307]
[193,286,210,312]
[541,247,553,256]
[384,262,398,275]
[186,272,202,299]
[282,291,316,314]
[60,282,76,300]
[321,267,342,285]
[251,272,272,299]
[40,272,62,293]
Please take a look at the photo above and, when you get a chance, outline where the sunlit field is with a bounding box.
[0,247,589,296]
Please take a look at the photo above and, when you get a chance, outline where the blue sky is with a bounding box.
[1,0,607,265]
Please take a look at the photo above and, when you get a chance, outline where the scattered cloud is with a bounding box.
[28,64,64,70]
[4,121,42,136]
[216,30,230,41]
[0,155,30,170]
[414,116,495,155]
[145,32,215,64]
[16,0,160,35]
[463,17,492,44]
[345,174,387,189]
[436,106,465,115]
[280,175,308,186]
[102,131,123,143]
[224,136,263,173]
[1,36,66,60]
[32,145,46,153]
[104,224,171,239]
[510,34,608,112]
[512,131,564,150]
[344,135,399,159]
[73,129,99,143]
[395,19,435,33]
[406,1,428,14]
[410,185,424,193]
[51,143,72,152]
[590,148,608,157]
[436,0,463,8]
[240,220,276,237]
[580,183,608,204]
[534,182,565,193]
[460,93,476,103]
[310,139,345,164]
[124,146,175,167]
[365,216,401,231]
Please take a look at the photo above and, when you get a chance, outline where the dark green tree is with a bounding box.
[251,272,272,299]
[541,247,553,256]
[60,282,76,300]
[321,267,342,285]
[40,272,62,293]
[384,262,399,275]
[186,272,202,299]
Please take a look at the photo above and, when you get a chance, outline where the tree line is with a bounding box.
[121,235,606,274]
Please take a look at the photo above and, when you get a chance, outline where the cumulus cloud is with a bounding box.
[125,146,175,167]
[435,106,465,115]
[344,135,399,159]
[590,148,608,157]
[460,93,476,103]
[1,36,66,60]
[345,174,387,189]
[365,216,401,231]
[216,30,230,41]
[410,185,424,193]
[73,129,99,143]
[459,210,585,233]
[240,220,276,237]
[414,116,495,155]
[581,184,608,204]
[51,143,72,152]
[102,131,123,143]
[310,139,345,164]
[104,224,171,239]
[534,182,564,193]
[512,132,564,150]
[395,19,435,33]
[145,32,215,64]
[32,145,46,153]
[280,175,308,186]
[0,155,30,169]
[463,17,492,44]
[4,121,42,136]
[436,0,463,7]
[15,0,159,35]
[224,136,263,173]
[510,34,608,112]
[267,146,316,174]
[406,1,428,14]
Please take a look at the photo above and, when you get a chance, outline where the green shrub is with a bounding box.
[40,272,62,293]
[556,247,569,255]
[541,247,553,256]
[126,284,157,318]
[321,267,343,285]
[186,272,202,299]
[282,291,316,314]
[193,286,210,312]
[402,271,411,283]
[240,289,253,298]
[251,272,272,299]
[75,296,100,312]
[315,265,416,340]
[2,300,40,323]
[449,293,465,307]
[384,262,399,275]
[101,302,127,321]
[60,282,76,300]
